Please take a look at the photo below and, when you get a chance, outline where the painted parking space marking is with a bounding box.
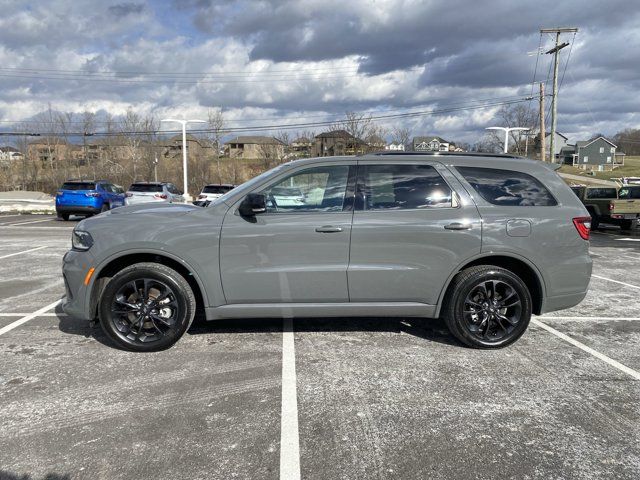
[280,318,301,480]
[592,274,640,290]
[0,246,47,260]
[0,299,62,337]
[7,218,57,226]
[614,238,640,242]
[0,312,66,317]
[532,318,640,381]
[538,316,640,321]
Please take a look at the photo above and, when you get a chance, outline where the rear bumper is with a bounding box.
[540,289,589,314]
[56,205,101,215]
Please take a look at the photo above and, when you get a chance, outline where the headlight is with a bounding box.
[72,230,94,251]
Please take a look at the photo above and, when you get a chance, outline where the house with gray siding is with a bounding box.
[560,136,623,172]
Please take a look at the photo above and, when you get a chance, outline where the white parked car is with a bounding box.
[194,184,236,206]
[125,182,185,206]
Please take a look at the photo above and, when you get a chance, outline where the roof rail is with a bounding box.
[369,151,522,159]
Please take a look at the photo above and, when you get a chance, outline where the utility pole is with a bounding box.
[539,82,546,162]
[541,27,578,163]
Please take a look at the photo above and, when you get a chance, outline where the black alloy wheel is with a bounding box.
[99,263,196,352]
[443,265,532,348]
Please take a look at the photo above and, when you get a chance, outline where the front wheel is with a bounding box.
[98,262,196,352]
[442,266,532,349]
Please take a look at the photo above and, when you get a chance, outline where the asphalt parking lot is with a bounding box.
[0,213,639,480]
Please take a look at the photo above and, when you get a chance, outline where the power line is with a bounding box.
[0,96,534,138]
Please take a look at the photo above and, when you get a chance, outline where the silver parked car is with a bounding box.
[62,153,592,352]
[125,182,185,206]
[193,184,236,207]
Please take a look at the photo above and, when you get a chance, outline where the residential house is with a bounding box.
[412,136,455,152]
[312,130,367,157]
[163,134,213,160]
[27,138,81,167]
[560,136,623,171]
[290,137,313,157]
[365,134,386,151]
[225,136,285,159]
[385,142,406,151]
[0,146,24,163]
[533,131,569,159]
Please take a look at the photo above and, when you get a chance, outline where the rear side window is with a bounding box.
[361,164,452,210]
[618,187,640,199]
[585,188,617,199]
[457,167,557,206]
[129,184,163,193]
[62,182,96,191]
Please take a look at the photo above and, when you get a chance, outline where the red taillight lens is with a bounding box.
[154,194,168,199]
[125,192,133,197]
[608,202,614,211]
[573,216,591,240]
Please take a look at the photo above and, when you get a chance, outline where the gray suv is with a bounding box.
[62,153,592,352]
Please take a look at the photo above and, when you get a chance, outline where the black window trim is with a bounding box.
[354,162,459,212]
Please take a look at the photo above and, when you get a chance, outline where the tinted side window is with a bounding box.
[260,165,351,213]
[361,164,452,210]
[457,167,557,206]
[586,188,617,199]
[618,187,640,199]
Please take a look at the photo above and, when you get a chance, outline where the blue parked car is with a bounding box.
[55,180,125,221]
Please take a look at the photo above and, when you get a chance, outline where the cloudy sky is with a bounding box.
[0,0,638,144]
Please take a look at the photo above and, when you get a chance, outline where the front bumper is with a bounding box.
[61,249,96,321]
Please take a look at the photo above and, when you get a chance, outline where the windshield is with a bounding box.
[129,184,163,193]
[203,185,233,194]
[206,163,290,207]
[62,182,96,191]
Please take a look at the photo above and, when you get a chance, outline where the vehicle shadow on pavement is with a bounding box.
[0,471,70,480]
[56,305,462,349]
[188,316,463,347]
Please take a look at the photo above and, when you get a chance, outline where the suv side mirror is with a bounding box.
[238,193,267,216]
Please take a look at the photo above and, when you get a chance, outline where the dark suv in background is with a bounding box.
[62,153,592,352]
[55,180,125,220]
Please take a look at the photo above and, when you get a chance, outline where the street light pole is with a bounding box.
[160,118,206,201]
[486,127,530,154]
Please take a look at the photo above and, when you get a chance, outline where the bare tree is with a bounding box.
[485,104,537,155]
[207,108,225,183]
[391,126,411,149]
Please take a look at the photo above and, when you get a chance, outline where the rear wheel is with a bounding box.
[589,214,600,230]
[57,211,70,221]
[98,262,196,352]
[443,266,532,349]
[100,203,109,213]
[620,219,635,231]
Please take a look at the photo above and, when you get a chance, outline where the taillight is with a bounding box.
[85,192,101,197]
[154,194,168,199]
[573,216,591,240]
[608,202,614,211]
[125,192,133,197]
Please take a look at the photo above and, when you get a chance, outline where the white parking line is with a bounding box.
[0,312,66,317]
[0,246,47,260]
[538,316,640,321]
[280,318,301,480]
[0,299,62,336]
[592,274,640,290]
[531,318,640,381]
[7,218,56,226]
[614,238,640,242]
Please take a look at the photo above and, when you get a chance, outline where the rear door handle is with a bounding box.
[315,225,343,233]
[444,222,472,231]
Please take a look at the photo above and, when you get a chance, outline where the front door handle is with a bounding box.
[315,225,343,233]
[444,222,472,231]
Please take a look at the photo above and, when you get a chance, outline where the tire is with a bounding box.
[442,265,532,349]
[100,203,109,213]
[620,220,634,231]
[590,215,600,231]
[98,262,196,352]
[57,211,70,221]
